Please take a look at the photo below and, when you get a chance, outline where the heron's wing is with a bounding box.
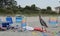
[40,18,48,27]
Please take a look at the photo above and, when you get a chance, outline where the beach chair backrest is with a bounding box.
[48,17,58,24]
[16,16,23,23]
[6,16,13,24]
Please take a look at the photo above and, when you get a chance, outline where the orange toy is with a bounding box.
[22,20,26,23]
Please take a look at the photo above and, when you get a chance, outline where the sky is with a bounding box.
[15,0,60,10]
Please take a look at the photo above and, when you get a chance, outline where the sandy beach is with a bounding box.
[0,16,60,36]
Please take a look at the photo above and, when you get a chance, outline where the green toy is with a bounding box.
[53,31,57,35]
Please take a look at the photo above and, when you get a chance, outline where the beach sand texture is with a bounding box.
[0,16,60,36]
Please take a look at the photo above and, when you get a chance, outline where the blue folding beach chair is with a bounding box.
[15,16,23,28]
[16,16,23,23]
[6,16,13,24]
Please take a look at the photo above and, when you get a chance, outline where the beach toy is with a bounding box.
[53,31,57,35]
[13,30,17,32]
[17,28,22,32]
[22,20,26,23]
[47,31,51,33]
[17,29,22,32]
[26,26,34,30]
[21,22,26,26]
[14,25,19,29]
[34,27,47,32]
[21,23,26,26]
[42,32,48,36]
[43,28,47,33]
[51,31,55,36]
[34,27,43,32]
[32,32,37,35]
[43,30,46,33]
[22,17,26,23]
[6,16,13,24]
[42,32,44,36]
[22,27,26,31]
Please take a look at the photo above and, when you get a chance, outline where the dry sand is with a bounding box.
[0,16,60,36]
